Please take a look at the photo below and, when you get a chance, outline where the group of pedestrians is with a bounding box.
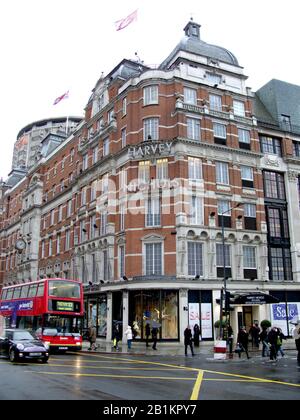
[184,324,201,356]
[233,323,288,362]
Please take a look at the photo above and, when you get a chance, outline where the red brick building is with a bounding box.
[1,21,300,342]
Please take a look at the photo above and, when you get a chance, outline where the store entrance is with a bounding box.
[243,306,253,333]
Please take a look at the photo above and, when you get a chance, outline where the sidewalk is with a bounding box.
[81,338,297,357]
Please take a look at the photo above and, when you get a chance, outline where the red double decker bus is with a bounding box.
[0,278,84,352]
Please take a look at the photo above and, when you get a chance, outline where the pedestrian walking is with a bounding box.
[259,327,270,357]
[88,325,97,351]
[145,323,151,348]
[249,323,260,348]
[267,327,280,361]
[112,323,121,351]
[151,326,158,350]
[193,324,201,347]
[227,324,234,354]
[184,325,195,356]
[124,325,133,350]
[237,326,250,359]
[293,321,300,365]
[276,328,285,357]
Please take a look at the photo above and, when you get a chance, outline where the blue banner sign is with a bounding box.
[272,303,298,321]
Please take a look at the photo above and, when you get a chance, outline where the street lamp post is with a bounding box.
[218,202,242,340]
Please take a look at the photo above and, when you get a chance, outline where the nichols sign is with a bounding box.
[128,141,173,159]
[234,293,280,305]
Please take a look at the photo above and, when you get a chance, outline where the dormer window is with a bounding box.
[206,73,222,85]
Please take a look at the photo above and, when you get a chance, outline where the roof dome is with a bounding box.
[160,21,239,68]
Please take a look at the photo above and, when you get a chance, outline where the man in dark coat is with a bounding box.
[151,326,158,350]
[184,325,195,356]
[193,324,201,347]
[249,323,260,348]
[268,327,279,361]
[237,326,250,359]
[145,323,151,348]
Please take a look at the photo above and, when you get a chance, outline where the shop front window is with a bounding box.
[129,290,179,340]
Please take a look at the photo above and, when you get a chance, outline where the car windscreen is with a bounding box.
[48,281,80,298]
[13,331,35,341]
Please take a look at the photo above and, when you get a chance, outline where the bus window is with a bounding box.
[28,284,38,297]
[20,285,29,298]
[6,289,13,300]
[13,287,21,299]
[1,289,7,300]
[36,283,45,297]
[48,280,80,298]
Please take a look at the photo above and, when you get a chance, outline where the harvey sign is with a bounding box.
[128,141,173,159]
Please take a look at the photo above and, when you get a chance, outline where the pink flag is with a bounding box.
[115,9,137,31]
[53,90,69,105]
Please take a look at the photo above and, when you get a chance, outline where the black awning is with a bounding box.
[234,293,280,305]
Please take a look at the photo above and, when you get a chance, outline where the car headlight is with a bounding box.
[16,344,25,351]
[44,342,50,349]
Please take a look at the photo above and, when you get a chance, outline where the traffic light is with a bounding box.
[225,291,235,312]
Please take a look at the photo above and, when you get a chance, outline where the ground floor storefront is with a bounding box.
[83,284,300,343]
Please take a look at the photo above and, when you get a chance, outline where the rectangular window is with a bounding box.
[81,187,87,206]
[238,129,251,149]
[50,209,55,226]
[80,220,87,243]
[138,161,150,183]
[184,87,197,105]
[146,196,161,227]
[156,158,168,180]
[216,161,229,184]
[49,237,52,257]
[119,202,125,231]
[187,117,201,141]
[143,85,158,105]
[144,118,159,141]
[233,100,245,117]
[187,242,203,276]
[41,241,45,259]
[82,154,88,171]
[209,94,222,111]
[243,246,257,279]
[213,123,227,145]
[103,138,110,156]
[91,180,97,201]
[241,166,254,188]
[206,73,222,85]
[270,248,292,281]
[216,243,232,278]
[263,171,286,200]
[244,203,257,230]
[100,211,108,236]
[58,205,63,223]
[218,200,231,228]
[188,157,202,181]
[65,229,70,251]
[189,196,203,225]
[67,199,72,217]
[145,243,162,275]
[56,234,61,254]
[92,146,98,164]
[121,128,127,147]
[122,97,127,116]
[260,136,282,156]
[90,215,96,239]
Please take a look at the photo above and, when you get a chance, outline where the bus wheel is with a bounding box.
[9,349,17,363]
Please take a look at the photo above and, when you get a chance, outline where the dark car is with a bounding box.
[0,329,49,363]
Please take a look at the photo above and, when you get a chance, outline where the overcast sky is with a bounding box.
[1,0,299,180]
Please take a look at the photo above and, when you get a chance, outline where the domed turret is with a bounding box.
[160,20,239,69]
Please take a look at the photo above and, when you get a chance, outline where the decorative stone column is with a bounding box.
[179,288,188,344]
[106,292,113,342]
[122,290,129,343]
